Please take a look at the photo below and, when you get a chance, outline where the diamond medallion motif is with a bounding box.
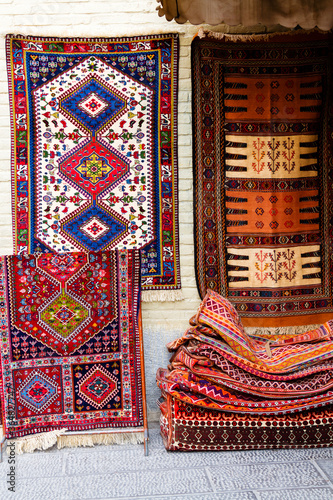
[18,372,58,412]
[78,365,119,409]
[61,203,128,251]
[78,92,109,118]
[39,292,90,339]
[80,216,111,241]
[58,75,127,134]
[58,138,130,198]
[76,152,113,185]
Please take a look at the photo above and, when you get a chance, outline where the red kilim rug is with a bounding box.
[160,393,333,451]
[0,249,143,439]
[192,30,333,327]
[6,34,181,301]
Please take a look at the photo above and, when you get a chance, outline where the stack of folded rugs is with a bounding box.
[157,290,333,451]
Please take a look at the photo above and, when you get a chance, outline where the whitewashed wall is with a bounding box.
[0,0,275,418]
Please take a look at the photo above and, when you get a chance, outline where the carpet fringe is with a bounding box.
[141,289,184,302]
[57,431,144,449]
[245,324,321,336]
[197,26,330,42]
[7,428,68,455]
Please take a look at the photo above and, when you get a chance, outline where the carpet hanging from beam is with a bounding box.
[192,30,333,327]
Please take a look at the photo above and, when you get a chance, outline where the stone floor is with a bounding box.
[0,422,333,500]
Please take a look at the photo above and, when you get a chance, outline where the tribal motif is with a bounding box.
[157,289,333,449]
[160,395,333,451]
[0,249,143,439]
[6,34,181,297]
[157,367,333,414]
[192,31,333,325]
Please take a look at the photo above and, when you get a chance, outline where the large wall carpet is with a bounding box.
[160,394,333,451]
[192,31,333,326]
[6,34,181,299]
[0,249,143,439]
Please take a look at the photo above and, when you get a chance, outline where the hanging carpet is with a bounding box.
[6,33,181,301]
[0,249,144,440]
[192,30,333,326]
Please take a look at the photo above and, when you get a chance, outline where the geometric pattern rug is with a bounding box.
[6,33,181,301]
[0,249,143,439]
[192,30,333,326]
[160,394,333,451]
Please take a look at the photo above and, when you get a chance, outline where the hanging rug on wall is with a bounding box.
[192,30,333,326]
[6,33,181,301]
[0,249,144,440]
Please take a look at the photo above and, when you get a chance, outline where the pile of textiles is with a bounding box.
[157,289,333,451]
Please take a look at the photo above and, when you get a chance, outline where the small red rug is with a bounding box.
[0,249,144,439]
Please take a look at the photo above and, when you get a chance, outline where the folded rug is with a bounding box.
[160,393,333,451]
[157,289,333,449]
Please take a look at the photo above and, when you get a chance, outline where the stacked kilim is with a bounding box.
[0,249,143,439]
[6,34,181,301]
[192,30,333,326]
[157,289,333,450]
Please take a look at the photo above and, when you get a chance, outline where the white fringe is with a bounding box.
[245,324,321,336]
[7,428,68,455]
[57,431,144,450]
[141,289,184,302]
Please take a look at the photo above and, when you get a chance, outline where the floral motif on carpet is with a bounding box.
[192,31,333,326]
[6,34,181,299]
[0,249,143,439]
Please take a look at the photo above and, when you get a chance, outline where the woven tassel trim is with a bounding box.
[4,429,144,454]
[57,431,144,449]
[245,324,321,336]
[141,289,184,302]
[197,26,330,42]
[7,428,68,455]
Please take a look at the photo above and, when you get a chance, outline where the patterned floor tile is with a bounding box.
[65,440,333,477]
[208,462,328,491]
[0,468,213,500]
[257,487,333,500]
[315,459,333,481]
[65,428,333,473]
[99,493,257,500]
[2,451,66,479]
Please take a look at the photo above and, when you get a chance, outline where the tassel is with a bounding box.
[245,324,321,337]
[197,26,329,42]
[141,289,184,302]
[8,428,68,455]
[57,431,144,449]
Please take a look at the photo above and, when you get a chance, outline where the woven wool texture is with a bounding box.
[160,394,333,451]
[0,249,143,440]
[157,289,333,449]
[192,30,333,327]
[6,33,181,300]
